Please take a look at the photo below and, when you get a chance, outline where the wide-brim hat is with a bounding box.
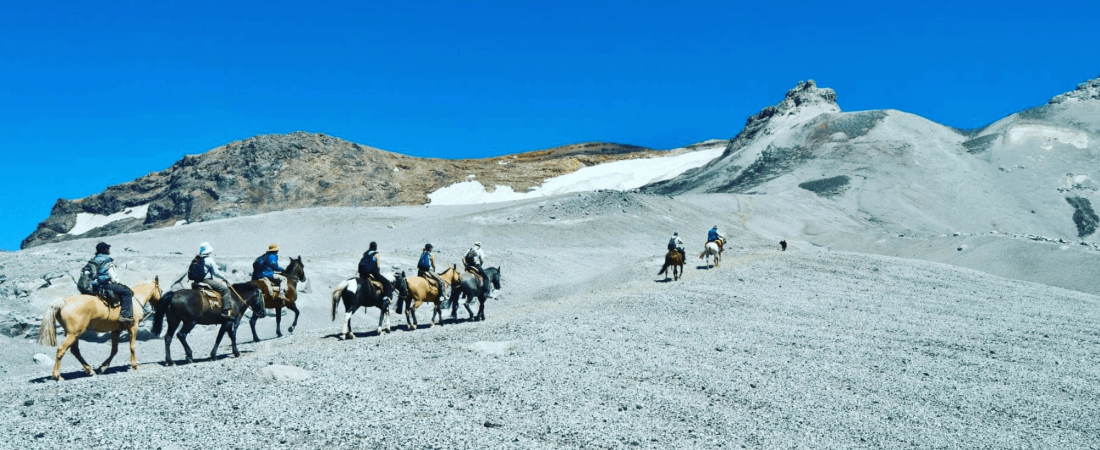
[199,242,213,256]
[268,243,279,252]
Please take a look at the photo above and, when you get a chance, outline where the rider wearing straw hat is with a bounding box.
[257,243,288,301]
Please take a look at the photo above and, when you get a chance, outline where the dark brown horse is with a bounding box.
[152,282,265,365]
[248,256,306,341]
[658,250,684,281]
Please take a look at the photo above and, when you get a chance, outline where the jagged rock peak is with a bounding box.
[780,79,839,110]
[1049,74,1100,104]
[723,80,840,156]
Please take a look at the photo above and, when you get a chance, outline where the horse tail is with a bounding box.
[152,290,173,337]
[658,255,669,275]
[36,300,63,347]
[699,249,706,259]
[331,280,349,321]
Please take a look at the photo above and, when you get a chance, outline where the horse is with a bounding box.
[330,275,392,340]
[394,266,460,330]
[448,266,501,322]
[36,278,163,380]
[152,282,265,365]
[658,250,684,281]
[247,256,306,341]
[700,237,725,268]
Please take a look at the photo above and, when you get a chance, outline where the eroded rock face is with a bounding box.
[22,133,657,248]
[1049,75,1100,103]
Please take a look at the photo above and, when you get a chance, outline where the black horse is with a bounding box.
[152,282,266,365]
[330,276,392,340]
[447,266,501,322]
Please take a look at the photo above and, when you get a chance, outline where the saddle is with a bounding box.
[96,289,121,307]
[464,266,483,280]
[192,282,226,313]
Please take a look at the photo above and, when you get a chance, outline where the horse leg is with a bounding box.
[164,316,180,366]
[377,305,388,334]
[286,303,300,333]
[211,324,227,360]
[228,321,241,358]
[432,301,442,328]
[55,332,92,379]
[275,306,283,337]
[97,330,121,374]
[178,321,198,364]
[249,313,261,343]
[477,295,486,321]
[341,304,356,340]
[464,293,475,321]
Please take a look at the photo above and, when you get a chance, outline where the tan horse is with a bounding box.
[37,278,163,380]
[658,250,684,281]
[700,237,725,268]
[394,266,461,330]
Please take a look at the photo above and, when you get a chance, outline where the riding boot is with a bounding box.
[220,299,233,321]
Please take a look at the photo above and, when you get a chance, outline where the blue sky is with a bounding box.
[2,0,1097,250]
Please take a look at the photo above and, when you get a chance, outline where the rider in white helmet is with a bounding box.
[173,242,234,320]
[464,241,490,296]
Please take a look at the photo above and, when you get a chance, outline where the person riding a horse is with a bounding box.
[464,242,491,297]
[172,242,234,320]
[707,226,726,250]
[90,242,134,325]
[256,244,288,301]
[668,231,685,261]
[418,244,450,298]
[358,241,393,300]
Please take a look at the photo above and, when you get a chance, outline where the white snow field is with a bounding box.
[67,204,149,235]
[428,144,724,205]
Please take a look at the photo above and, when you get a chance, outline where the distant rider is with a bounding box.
[417,244,450,298]
[90,242,134,325]
[707,225,726,250]
[173,242,234,320]
[358,241,393,300]
[668,232,685,261]
[464,242,490,296]
[257,244,287,300]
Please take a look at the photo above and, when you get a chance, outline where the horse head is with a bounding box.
[486,267,501,290]
[237,283,267,318]
[286,256,306,282]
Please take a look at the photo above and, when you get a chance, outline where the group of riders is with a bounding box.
[77,239,494,324]
[667,225,726,259]
[359,241,492,301]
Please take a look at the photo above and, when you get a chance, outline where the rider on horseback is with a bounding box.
[707,225,726,250]
[358,241,394,300]
[418,244,450,299]
[257,244,287,301]
[173,242,234,320]
[90,242,134,325]
[464,242,491,297]
[668,231,685,261]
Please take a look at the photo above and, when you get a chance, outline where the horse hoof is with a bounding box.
[233,352,241,358]
[166,360,175,366]
[276,332,283,338]
[288,326,295,333]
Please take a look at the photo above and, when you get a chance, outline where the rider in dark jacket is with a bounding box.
[417,244,450,298]
[91,242,134,324]
[358,241,393,300]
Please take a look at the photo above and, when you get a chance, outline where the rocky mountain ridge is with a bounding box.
[22,135,665,248]
[645,75,1100,243]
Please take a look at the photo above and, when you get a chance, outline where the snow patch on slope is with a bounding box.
[428,147,723,205]
[68,204,149,235]
[1007,125,1088,149]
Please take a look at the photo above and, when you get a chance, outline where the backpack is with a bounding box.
[77,260,100,295]
[187,256,207,282]
[417,252,432,271]
[359,251,378,273]
[251,255,265,281]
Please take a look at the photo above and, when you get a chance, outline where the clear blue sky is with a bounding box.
[2,0,1097,250]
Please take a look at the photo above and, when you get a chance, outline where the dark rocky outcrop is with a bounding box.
[22,133,658,248]
[1066,197,1099,238]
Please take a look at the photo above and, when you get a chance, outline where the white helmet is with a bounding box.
[474,241,481,247]
[198,242,213,256]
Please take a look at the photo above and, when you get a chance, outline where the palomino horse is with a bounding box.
[152,282,265,365]
[36,278,163,380]
[331,276,392,340]
[394,266,460,330]
[700,237,725,268]
[658,250,684,281]
[448,266,501,322]
[248,256,306,341]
